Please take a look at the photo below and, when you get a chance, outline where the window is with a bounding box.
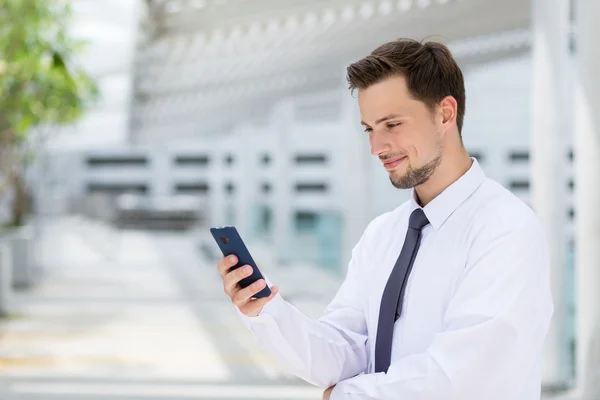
[295,183,328,193]
[509,180,530,190]
[174,155,210,166]
[86,183,148,194]
[86,156,147,167]
[468,151,483,162]
[261,154,271,165]
[174,183,209,194]
[295,211,318,232]
[259,206,272,232]
[261,182,271,194]
[225,182,235,194]
[294,154,327,164]
[509,151,529,162]
[224,154,235,166]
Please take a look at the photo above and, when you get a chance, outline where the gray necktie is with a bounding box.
[374,208,430,373]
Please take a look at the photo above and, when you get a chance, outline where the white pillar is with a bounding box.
[234,126,254,238]
[151,149,170,198]
[339,79,371,269]
[0,243,12,316]
[530,0,570,387]
[208,146,227,227]
[574,0,600,395]
[270,102,294,265]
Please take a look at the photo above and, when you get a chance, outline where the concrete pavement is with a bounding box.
[0,216,331,399]
[0,216,578,399]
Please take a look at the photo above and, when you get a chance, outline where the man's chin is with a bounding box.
[389,174,412,190]
[389,168,406,181]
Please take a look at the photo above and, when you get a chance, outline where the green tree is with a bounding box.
[0,0,98,226]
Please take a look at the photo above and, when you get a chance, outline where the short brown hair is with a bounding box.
[346,38,466,135]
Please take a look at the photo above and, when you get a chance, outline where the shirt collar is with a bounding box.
[408,158,486,230]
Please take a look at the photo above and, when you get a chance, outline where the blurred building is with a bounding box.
[127,0,556,269]
[38,0,600,396]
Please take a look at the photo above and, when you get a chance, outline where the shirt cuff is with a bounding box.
[330,380,354,400]
[235,291,286,328]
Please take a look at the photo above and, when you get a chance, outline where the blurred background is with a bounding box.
[0,0,598,399]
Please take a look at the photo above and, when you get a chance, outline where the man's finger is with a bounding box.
[223,264,253,295]
[232,279,267,306]
[238,286,279,316]
[217,255,238,277]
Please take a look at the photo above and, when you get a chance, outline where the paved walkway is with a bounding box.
[0,216,333,399]
[0,216,578,399]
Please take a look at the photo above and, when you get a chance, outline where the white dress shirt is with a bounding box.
[238,158,554,399]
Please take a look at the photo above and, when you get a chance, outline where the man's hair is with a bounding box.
[346,38,466,135]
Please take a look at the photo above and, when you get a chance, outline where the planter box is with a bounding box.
[10,224,35,288]
[0,242,12,316]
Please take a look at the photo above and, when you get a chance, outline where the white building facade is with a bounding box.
[40,0,600,396]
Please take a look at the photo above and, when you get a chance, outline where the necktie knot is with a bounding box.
[409,208,429,230]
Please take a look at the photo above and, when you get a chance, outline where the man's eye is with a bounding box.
[363,127,372,133]
[387,123,401,129]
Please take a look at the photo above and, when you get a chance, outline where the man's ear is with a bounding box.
[440,96,457,128]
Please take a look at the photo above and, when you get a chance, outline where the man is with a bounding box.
[217,38,553,399]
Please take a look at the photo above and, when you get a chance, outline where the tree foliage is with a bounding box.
[0,0,99,138]
[0,0,99,226]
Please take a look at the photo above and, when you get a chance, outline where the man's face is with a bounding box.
[358,75,443,189]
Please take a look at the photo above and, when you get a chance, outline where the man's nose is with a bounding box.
[369,130,391,156]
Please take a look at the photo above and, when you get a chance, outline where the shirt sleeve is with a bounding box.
[236,233,370,388]
[330,217,554,400]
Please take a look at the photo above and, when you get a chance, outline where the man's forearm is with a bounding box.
[240,293,368,387]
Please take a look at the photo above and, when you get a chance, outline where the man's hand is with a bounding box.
[218,255,279,317]
[323,385,336,400]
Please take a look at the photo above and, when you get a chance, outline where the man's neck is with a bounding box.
[414,150,473,207]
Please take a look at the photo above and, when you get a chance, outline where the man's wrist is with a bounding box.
[329,382,345,399]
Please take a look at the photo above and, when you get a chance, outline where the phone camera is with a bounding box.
[220,236,229,244]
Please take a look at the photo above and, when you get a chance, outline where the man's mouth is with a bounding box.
[382,156,407,170]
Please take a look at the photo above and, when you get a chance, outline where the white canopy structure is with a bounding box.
[129,0,535,141]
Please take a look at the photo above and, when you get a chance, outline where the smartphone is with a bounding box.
[209,226,271,298]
